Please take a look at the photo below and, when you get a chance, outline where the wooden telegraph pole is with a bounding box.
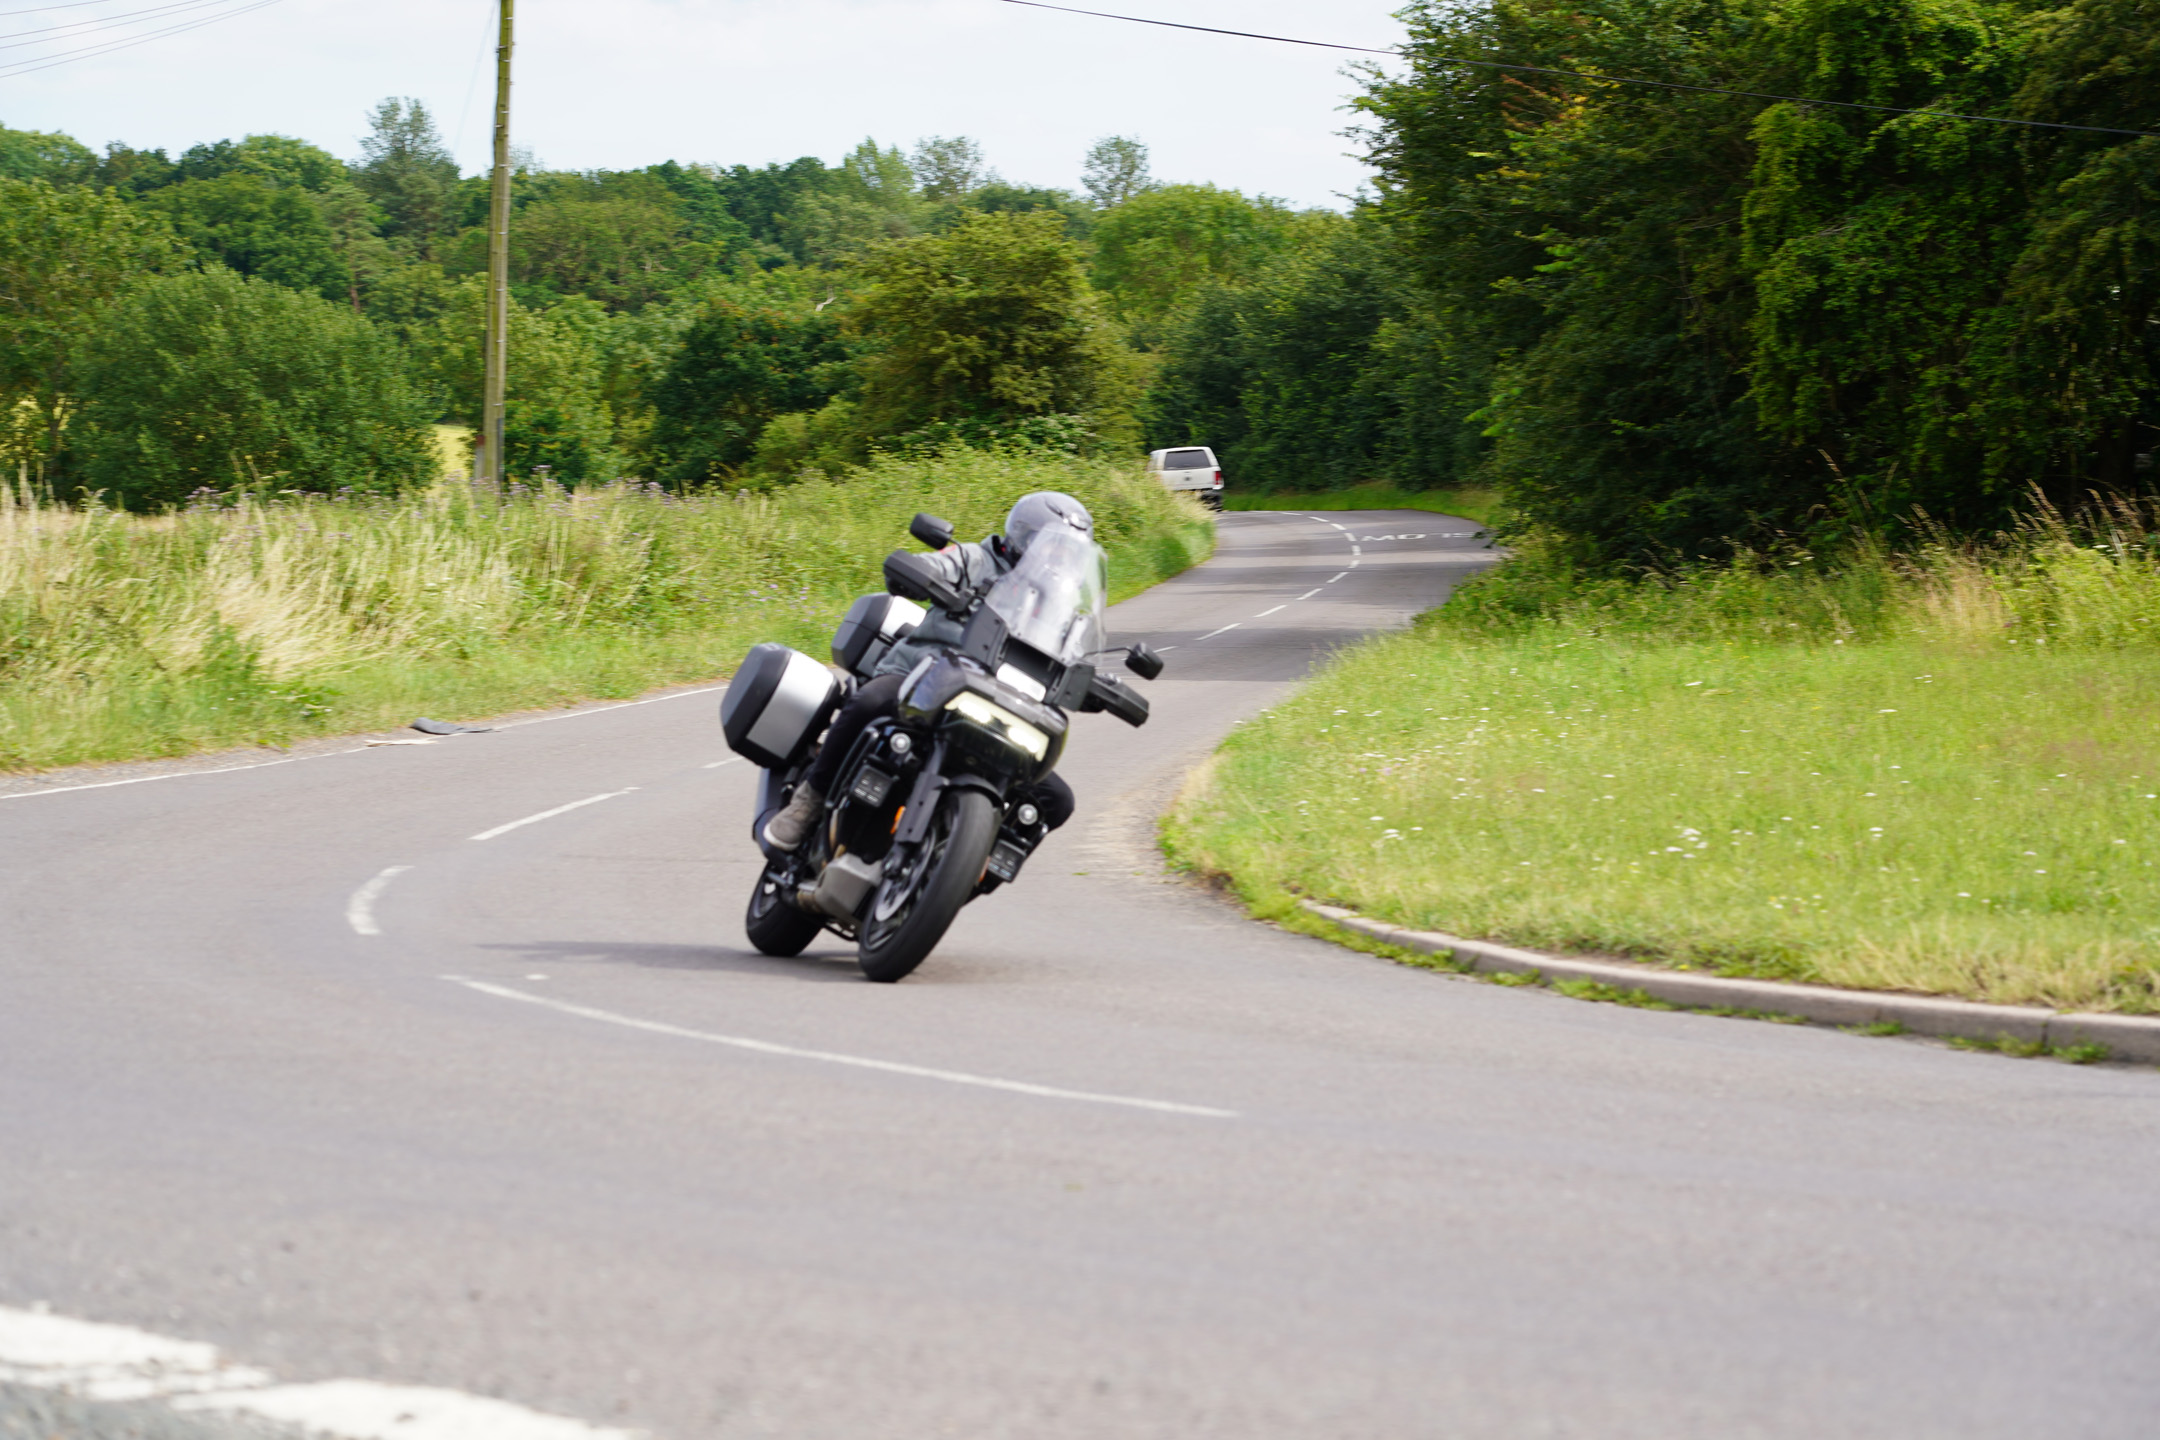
[480,0,514,487]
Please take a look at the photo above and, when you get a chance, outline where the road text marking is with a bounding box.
[448,978,1237,1118]
[345,866,411,937]
[470,789,638,842]
[0,1305,631,1440]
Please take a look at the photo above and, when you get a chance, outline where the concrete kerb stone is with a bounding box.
[1299,901,2160,1064]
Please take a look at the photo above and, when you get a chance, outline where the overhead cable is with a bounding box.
[2,0,247,50]
[997,0,2160,141]
[0,0,284,77]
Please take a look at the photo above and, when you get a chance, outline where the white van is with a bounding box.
[1146,446,1224,509]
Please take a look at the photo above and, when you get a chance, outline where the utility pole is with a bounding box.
[480,0,514,488]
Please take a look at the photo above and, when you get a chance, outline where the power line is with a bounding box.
[0,0,284,77]
[2,0,242,49]
[0,0,160,18]
[997,0,2160,141]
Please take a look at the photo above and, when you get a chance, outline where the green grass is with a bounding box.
[0,451,1213,771]
[1223,483,1501,528]
[1167,522,2160,1013]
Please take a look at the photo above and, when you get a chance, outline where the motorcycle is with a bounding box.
[718,512,1163,983]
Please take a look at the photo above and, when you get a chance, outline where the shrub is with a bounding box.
[68,267,436,506]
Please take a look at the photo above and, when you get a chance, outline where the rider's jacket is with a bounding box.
[873,534,1015,679]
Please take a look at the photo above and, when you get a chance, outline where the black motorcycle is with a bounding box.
[719,513,1161,982]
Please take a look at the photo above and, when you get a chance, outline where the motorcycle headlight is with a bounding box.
[944,689,1050,760]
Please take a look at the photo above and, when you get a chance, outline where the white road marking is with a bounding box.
[361,737,434,747]
[179,1381,634,1440]
[345,866,411,937]
[0,684,730,805]
[0,1305,632,1438]
[1328,522,1347,530]
[469,788,638,842]
[702,758,742,770]
[1298,588,1323,600]
[1195,623,1241,642]
[1351,545,1362,556]
[1328,572,1348,583]
[448,978,1238,1118]
[1254,604,1286,618]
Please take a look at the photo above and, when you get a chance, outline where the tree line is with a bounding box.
[5,0,2153,562]
[0,107,1327,506]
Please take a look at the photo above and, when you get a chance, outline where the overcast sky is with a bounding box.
[1,0,1411,208]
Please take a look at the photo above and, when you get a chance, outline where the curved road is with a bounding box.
[3,513,2156,1439]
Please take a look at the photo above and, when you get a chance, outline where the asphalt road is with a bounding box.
[4,511,2158,1439]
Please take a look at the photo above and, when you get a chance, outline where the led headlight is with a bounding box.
[945,689,1050,760]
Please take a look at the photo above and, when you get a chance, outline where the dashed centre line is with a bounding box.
[345,866,411,937]
[1298,588,1323,600]
[448,978,1238,1118]
[1328,572,1348,583]
[1196,622,1241,641]
[1254,604,1286,619]
[470,788,638,842]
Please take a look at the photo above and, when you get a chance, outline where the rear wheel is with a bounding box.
[857,790,998,983]
[745,861,821,957]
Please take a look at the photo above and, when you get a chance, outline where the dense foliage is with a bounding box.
[1347,0,2160,562]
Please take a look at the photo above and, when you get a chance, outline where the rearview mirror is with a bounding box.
[883,550,966,615]
[1124,642,1164,681]
[909,513,955,550]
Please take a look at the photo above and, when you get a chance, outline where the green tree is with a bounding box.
[909,136,990,201]
[0,124,96,186]
[411,279,622,482]
[175,134,345,191]
[140,174,350,301]
[68,267,435,505]
[1081,135,1151,208]
[480,170,743,308]
[1091,183,1299,319]
[644,292,853,482]
[849,210,1139,449]
[356,98,460,254]
[0,178,178,476]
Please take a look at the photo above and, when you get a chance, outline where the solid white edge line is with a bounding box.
[469,788,637,842]
[447,978,1237,1118]
[1254,604,1286,618]
[0,684,730,804]
[1298,588,1323,600]
[345,866,411,937]
[1195,622,1241,642]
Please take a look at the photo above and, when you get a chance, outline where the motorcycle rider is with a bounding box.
[761,491,1092,852]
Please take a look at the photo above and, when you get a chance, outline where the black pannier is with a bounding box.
[721,643,842,770]
[830,593,926,677]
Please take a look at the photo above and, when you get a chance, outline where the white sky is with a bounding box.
[1,0,1410,208]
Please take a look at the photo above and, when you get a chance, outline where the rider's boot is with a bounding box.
[762,784,824,852]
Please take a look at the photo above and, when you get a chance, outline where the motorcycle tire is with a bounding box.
[745,861,822,957]
[856,789,998,984]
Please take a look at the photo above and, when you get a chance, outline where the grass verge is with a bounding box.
[1166,521,2160,1014]
[1223,483,1501,528]
[0,451,1212,771]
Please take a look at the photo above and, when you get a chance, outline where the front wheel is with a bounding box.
[857,789,998,983]
[745,861,822,957]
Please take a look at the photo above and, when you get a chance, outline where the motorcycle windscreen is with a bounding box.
[985,526,1108,664]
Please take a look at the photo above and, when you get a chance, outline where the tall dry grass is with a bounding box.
[0,452,1213,770]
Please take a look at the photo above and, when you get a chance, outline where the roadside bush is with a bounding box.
[68,267,435,506]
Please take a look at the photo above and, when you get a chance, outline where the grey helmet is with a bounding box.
[1004,491,1094,557]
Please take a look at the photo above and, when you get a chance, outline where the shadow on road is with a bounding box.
[480,939,865,983]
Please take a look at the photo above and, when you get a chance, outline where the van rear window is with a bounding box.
[1165,449,1212,469]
